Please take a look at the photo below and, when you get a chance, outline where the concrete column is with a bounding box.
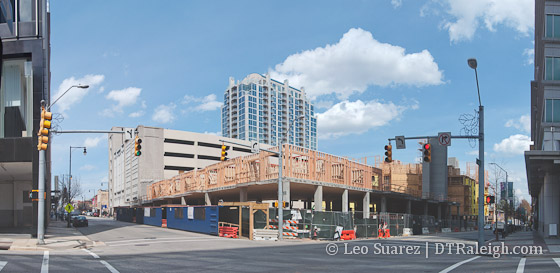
[380,196,387,213]
[406,200,412,214]
[181,197,186,205]
[540,186,544,234]
[240,187,248,202]
[205,193,211,206]
[543,174,560,237]
[282,180,290,208]
[314,186,323,211]
[424,202,429,216]
[437,204,442,220]
[363,192,370,219]
[342,189,349,212]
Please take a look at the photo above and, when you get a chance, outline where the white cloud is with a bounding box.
[52,74,105,113]
[523,47,534,65]
[314,100,334,110]
[106,87,141,108]
[183,94,222,112]
[493,134,532,156]
[80,164,96,171]
[269,28,444,99]
[128,111,145,118]
[515,188,523,195]
[83,136,105,148]
[434,0,534,43]
[505,114,530,133]
[316,99,415,139]
[391,0,402,8]
[101,87,142,117]
[152,103,176,123]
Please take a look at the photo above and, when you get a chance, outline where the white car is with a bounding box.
[484,224,492,230]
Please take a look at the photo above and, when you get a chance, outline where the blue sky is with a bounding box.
[48,0,534,202]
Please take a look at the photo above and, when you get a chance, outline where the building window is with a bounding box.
[544,99,560,122]
[545,57,560,80]
[174,208,184,219]
[1,59,33,138]
[547,14,560,38]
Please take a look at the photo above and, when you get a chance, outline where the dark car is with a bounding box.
[72,216,88,227]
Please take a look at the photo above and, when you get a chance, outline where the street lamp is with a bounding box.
[37,84,89,244]
[467,58,485,248]
[67,146,87,227]
[278,114,305,240]
[490,162,508,241]
[48,84,90,110]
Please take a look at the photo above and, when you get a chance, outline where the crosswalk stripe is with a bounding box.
[41,251,49,273]
[553,258,560,268]
[0,261,7,272]
[100,260,120,273]
[439,256,480,273]
[82,249,100,259]
[516,258,526,273]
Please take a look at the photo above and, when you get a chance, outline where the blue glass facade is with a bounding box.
[221,73,317,150]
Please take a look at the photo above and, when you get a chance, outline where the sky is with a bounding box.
[48,0,534,202]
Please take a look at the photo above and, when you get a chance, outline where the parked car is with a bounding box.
[72,216,88,227]
[86,212,93,216]
[93,212,99,217]
[484,224,492,230]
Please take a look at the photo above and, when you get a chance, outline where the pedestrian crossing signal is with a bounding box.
[486,195,495,204]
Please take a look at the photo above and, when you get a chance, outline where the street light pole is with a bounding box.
[468,58,485,249]
[490,162,508,241]
[68,146,86,227]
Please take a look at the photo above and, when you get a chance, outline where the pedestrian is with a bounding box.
[312,227,318,240]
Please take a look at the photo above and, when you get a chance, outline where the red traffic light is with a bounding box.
[424,144,430,150]
[486,196,491,203]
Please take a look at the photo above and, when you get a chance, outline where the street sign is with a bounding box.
[65,203,74,213]
[438,132,451,146]
[395,136,406,149]
[251,141,260,153]
[124,128,135,141]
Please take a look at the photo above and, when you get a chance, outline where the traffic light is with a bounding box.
[37,107,52,151]
[384,144,392,163]
[273,201,288,208]
[423,143,431,162]
[486,195,495,204]
[221,144,229,161]
[134,136,142,156]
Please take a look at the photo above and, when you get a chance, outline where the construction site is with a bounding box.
[104,144,488,240]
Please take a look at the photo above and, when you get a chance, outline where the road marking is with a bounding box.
[41,251,49,273]
[108,238,222,247]
[82,249,100,259]
[100,260,120,273]
[553,258,560,268]
[439,256,480,273]
[516,258,526,273]
[0,261,6,272]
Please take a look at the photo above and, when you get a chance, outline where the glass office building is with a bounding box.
[222,73,317,150]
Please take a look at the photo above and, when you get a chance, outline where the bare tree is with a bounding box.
[57,174,83,203]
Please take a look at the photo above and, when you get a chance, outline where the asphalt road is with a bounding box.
[1,217,559,272]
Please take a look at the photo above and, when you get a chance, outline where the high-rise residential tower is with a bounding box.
[221,73,317,150]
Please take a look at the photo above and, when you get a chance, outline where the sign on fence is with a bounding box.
[422,227,429,235]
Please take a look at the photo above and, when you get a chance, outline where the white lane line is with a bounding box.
[0,261,7,272]
[105,236,210,244]
[516,258,526,273]
[82,249,100,259]
[41,251,49,273]
[553,258,560,268]
[439,256,480,273]
[108,238,222,247]
[99,260,120,273]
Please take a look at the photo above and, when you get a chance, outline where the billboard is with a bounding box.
[508,182,514,198]
[500,182,507,200]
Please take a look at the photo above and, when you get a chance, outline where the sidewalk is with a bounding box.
[2,219,93,251]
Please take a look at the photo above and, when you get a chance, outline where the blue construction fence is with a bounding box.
[114,206,219,236]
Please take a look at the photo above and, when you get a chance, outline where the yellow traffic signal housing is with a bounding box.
[134,136,142,156]
[221,145,229,161]
[37,107,52,151]
[384,144,392,163]
[273,201,288,208]
[423,143,431,162]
